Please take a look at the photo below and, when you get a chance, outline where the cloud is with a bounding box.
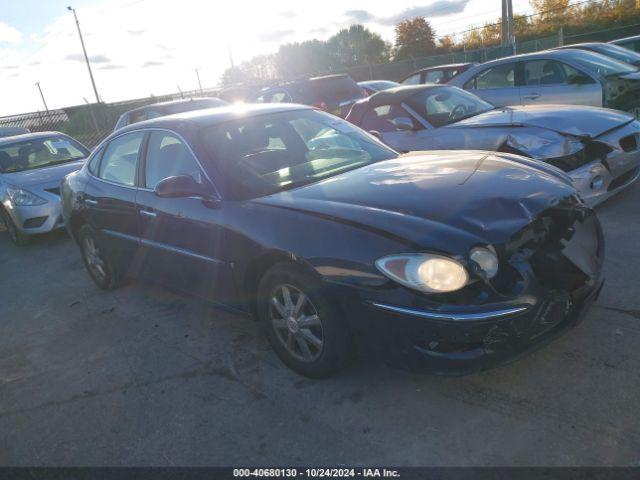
[142,60,163,67]
[99,64,126,70]
[343,1,470,26]
[279,10,297,18]
[127,29,146,35]
[257,29,295,42]
[344,10,375,23]
[0,21,22,45]
[65,53,112,63]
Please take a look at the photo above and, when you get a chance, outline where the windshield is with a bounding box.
[0,136,88,173]
[567,49,637,76]
[406,86,494,127]
[590,43,640,65]
[201,109,397,199]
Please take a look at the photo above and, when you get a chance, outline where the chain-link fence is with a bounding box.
[0,87,220,149]
[2,24,640,148]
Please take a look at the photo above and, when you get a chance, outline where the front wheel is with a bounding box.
[257,263,351,378]
[1,209,30,246]
[78,224,119,290]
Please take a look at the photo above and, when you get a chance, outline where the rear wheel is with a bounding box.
[257,263,351,378]
[1,209,30,246]
[78,224,119,290]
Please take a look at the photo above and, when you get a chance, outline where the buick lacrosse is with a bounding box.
[62,104,604,377]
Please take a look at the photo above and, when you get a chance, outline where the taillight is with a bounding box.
[313,101,329,111]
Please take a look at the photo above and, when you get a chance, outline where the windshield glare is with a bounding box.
[201,109,397,199]
[569,49,637,76]
[0,136,88,173]
[407,87,494,127]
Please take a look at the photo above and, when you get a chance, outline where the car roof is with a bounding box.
[0,131,67,147]
[611,34,640,43]
[117,103,313,134]
[364,84,449,107]
[124,97,222,115]
[471,48,590,66]
[358,80,398,86]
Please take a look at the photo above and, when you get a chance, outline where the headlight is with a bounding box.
[6,186,47,206]
[469,246,499,279]
[375,253,469,293]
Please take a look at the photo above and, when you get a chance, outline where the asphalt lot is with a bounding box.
[1,183,639,467]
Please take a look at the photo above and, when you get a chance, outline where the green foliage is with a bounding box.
[394,17,436,60]
[221,24,391,84]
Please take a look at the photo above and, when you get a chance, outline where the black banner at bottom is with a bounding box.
[0,467,638,480]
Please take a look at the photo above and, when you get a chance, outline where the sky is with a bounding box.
[0,0,534,116]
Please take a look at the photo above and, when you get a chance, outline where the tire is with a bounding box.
[78,224,119,290]
[1,209,30,246]
[257,263,351,378]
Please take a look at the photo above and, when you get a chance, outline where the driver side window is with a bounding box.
[144,132,204,190]
[360,105,418,132]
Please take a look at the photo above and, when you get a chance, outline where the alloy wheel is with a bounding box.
[83,236,107,282]
[269,284,324,362]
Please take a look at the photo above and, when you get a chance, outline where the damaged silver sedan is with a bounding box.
[346,85,640,206]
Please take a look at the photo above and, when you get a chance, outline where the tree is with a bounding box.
[274,40,333,78]
[326,25,391,68]
[394,17,436,60]
[529,0,571,23]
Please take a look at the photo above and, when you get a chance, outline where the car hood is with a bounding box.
[255,151,576,253]
[451,105,634,138]
[0,159,85,189]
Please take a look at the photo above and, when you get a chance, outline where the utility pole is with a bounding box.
[67,6,100,104]
[194,68,203,93]
[228,44,235,69]
[501,0,508,47]
[35,82,49,112]
[507,0,515,53]
[501,0,516,53]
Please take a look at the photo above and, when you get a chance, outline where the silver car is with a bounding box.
[0,132,89,245]
[346,85,640,206]
[610,35,640,53]
[450,49,640,117]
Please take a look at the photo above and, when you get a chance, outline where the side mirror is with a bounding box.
[155,175,213,199]
[568,74,592,85]
[391,117,414,131]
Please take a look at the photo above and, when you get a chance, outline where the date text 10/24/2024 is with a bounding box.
[233,468,401,478]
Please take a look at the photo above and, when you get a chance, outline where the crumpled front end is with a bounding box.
[566,120,640,206]
[502,121,640,206]
[352,196,605,374]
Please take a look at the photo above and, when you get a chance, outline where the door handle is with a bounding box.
[139,209,157,218]
[523,93,540,100]
[84,199,98,205]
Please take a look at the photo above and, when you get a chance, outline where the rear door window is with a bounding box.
[466,63,515,89]
[425,70,446,84]
[403,73,422,85]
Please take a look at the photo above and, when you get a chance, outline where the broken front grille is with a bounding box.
[505,198,602,295]
[545,141,612,172]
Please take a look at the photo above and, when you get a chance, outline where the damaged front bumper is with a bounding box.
[341,200,605,375]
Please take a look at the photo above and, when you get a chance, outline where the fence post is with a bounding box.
[558,27,564,46]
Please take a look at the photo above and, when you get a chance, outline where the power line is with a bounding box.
[436,0,603,39]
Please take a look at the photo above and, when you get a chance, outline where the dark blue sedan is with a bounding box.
[61,104,605,377]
